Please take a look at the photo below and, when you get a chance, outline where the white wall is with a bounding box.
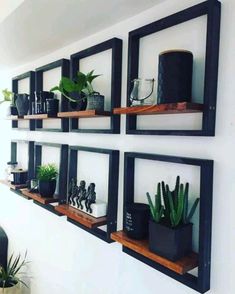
[0,0,235,293]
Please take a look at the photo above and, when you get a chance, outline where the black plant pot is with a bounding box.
[86,93,104,111]
[69,92,87,111]
[46,99,59,116]
[39,180,56,198]
[157,50,193,104]
[11,170,28,185]
[10,106,18,115]
[15,94,29,116]
[124,203,150,240]
[149,220,193,261]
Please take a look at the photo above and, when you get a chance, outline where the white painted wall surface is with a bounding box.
[0,0,235,293]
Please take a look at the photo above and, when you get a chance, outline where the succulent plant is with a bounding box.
[162,176,199,228]
[146,182,164,223]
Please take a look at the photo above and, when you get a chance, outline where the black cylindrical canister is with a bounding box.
[157,50,193,104]
[124,203,150,240]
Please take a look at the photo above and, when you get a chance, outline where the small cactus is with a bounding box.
[146,182,164,223]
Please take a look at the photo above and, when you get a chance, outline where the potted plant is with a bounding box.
[50,70,104,111]
[37,164,58,198]
[0,89,17,116]
[147,176,199,261]
[0,252,28,294]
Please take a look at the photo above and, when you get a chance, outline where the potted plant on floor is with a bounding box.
[50,70,104,111]
[0,252,28,294]
[147,176,199,261]
[37,164,58,198]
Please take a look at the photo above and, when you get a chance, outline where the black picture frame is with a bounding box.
[66,146,119,243]
[70,38,122,134]
[34,142,68,213]
[35,59,70,132]
[122,152,213,293]
[126,0,221,136]
[12,71,35,131]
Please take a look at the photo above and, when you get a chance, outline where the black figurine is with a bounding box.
[76,180,87,209]
[68,178,78,206]
[85,183,96,213]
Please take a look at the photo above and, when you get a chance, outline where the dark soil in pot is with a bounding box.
[149,219,193,261]
[39,180,56,198]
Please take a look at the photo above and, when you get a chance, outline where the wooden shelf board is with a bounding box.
[57,110,111,118]
[20,189,59,204]
[24,114,57,120]
[113,102,203,116]
[0,179,27,190]
[6,116,24,121]
[111,231,198,275]
[55,204,107,229]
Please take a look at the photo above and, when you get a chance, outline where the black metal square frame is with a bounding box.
[126,0,221,136]
[67,146,119,243]
[12,71,35,131]
[34,142,68,204]
[70,38,122,134]
[123,152,213,293]
[35,59,70,132]
[10,140,34,198]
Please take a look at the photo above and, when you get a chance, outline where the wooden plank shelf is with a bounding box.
[111,231,198,275]
[113,102,203,116]
[20,189,59,204]
[0,179,27,190]
[57,110,111,118]
[24,114,57,120]
[55,204,107,229]
[6,116,24,121]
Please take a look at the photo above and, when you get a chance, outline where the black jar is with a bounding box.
[157,50,193,104]
[124,203,150,240]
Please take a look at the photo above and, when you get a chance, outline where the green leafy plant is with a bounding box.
[146,182,164,223]
[37,164,58,181]
[162,176,199,228]
[0,252,28,289]
[0,89,14,105]
[50,70,100,103]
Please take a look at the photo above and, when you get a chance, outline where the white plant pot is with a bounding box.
[0,283,21,294]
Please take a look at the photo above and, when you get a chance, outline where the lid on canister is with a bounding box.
[159,49,193,56]
[7,161,18,165]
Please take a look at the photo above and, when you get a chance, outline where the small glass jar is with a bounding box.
[130,78,155,106]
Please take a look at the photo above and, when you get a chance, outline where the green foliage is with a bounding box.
[37,164,58,181]
[0,89,13,105]
[50,70,101,103]
[162,176,199,228]
[146,183,164,223]
[0,252,28,289]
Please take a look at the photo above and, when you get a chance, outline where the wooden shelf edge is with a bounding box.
[6,116,24,121]
[57,110,111,118]
[113,102,203,116]
[20,189,59,204]
[0,179,27,190]
[55,204,107,229]
[111,231,198,275]
[24,114,57,120]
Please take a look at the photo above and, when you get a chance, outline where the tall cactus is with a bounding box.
[146,182,164,223]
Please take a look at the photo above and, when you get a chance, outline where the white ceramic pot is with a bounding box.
[0,283,21,294]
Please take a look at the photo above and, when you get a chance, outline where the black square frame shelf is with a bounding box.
[70,38,122,134]
[35,59,70,132]
[33,142,68,214]
[12,71,35,131]
[121,152,213,293]
[62,146,119,243]
[8,140,34,199]
[126,0,221,136]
